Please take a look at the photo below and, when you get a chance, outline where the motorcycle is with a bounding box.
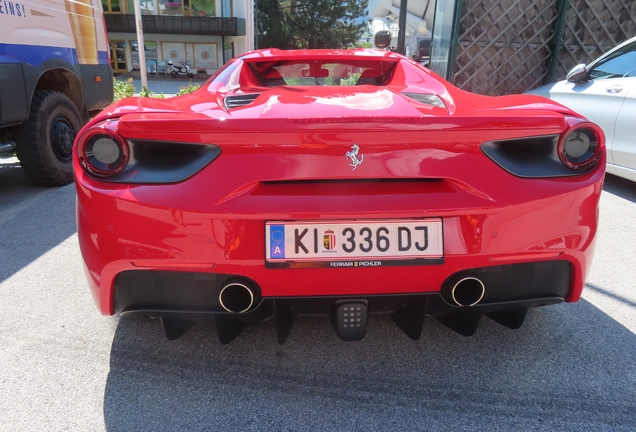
[167,61,194,78]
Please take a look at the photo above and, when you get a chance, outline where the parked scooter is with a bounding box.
[167,61,194,78]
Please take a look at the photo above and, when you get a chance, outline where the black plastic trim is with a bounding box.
[114,271,233,313]
[121,295,564,323]
[265,257,444,269]
[114,260,572,319]
[95,140,221,184]
[441,260,571,305]
[78,64,114,111]
[481,135,596,177]
[0,63,28,126]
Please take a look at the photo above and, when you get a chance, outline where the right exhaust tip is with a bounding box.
[219,282,256,313]
[450,276,485,307]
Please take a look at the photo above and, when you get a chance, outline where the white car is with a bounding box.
[528,36,636,182]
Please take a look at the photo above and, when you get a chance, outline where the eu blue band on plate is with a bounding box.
[270,225,285,258]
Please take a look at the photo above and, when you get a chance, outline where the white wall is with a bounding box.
[109,32,230,73]
[232,0,246,21]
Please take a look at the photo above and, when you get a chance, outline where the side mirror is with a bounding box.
[374,31,392,49]
[566,64,588,83]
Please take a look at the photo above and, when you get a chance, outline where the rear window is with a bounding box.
[247,59,397,87]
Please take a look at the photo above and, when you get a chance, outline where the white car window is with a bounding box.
[589,42,636,80]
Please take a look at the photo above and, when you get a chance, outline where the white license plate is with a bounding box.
[265,219,443,268]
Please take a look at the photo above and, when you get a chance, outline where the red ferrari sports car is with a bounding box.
[74,49,605,343]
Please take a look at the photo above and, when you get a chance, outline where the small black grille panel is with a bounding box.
[224,93,260,109]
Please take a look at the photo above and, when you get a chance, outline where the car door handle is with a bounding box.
[606,85,623,94]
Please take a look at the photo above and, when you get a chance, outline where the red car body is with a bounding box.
[74,49,605,343]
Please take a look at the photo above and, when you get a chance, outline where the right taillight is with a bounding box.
[558,122,604,171]
[77,121,129,178]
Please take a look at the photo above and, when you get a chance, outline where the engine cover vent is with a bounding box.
[224,94,260,110]
[401,92,446,108]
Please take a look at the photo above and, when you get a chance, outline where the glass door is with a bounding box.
[110,40,128,73]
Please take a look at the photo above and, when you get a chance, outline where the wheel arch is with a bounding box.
[33,67,84,114]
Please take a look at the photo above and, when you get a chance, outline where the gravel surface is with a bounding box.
[0,158,634,431]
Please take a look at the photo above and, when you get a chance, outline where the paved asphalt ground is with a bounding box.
[0,156,635,431]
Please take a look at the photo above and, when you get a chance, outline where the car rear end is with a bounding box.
[74,52,605,342]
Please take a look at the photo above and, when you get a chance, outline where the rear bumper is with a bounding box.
[75,160,603,316]
[114,263,569,342]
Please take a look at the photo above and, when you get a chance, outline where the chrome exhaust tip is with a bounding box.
[450,276,485,307]
[219,282,255,313]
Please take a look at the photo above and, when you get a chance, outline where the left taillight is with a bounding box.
[558,120,605,171]
[77,121,129,178]
[480,116,605,178]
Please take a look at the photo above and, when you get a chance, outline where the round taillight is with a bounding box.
[79,132,129,178]
[558,126,602,170]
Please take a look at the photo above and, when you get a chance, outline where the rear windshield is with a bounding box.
[247,59,397,87]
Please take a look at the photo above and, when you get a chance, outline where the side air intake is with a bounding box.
[224,94,260,109]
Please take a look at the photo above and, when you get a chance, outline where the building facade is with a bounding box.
[102,0,247,75]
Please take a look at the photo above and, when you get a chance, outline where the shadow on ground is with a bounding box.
[604,173,636,203]
[0,158,77,283]
[104,299,635,431]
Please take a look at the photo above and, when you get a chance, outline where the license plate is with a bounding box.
[265,219,443,268]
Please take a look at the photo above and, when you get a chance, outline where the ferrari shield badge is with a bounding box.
[346,144,364,171]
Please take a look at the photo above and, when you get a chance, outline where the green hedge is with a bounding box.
[114,78,201,101]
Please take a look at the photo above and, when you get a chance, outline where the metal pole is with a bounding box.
[397,0,408,55]
[547,0,570,84]
[446,0,463,82]
[222,36,226,65]
[133,0,147,89]
[246,0,254,51]
[254,0,259,49]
